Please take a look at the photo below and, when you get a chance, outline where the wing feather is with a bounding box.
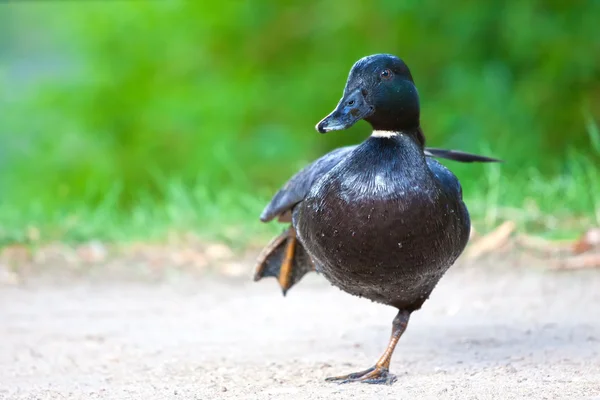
[261,144,500,222]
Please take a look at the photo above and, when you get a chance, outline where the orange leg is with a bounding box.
[277,228,297,292]
[326,310,411,385]
[254,227,311,295]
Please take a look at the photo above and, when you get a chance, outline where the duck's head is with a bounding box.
[316,54,420,135]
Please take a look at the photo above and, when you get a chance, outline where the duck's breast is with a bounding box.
[295,136,470,308]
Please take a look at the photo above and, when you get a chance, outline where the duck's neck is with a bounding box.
[362,130,429,176]
[371,127,425,147]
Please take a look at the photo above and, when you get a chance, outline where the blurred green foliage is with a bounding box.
[0,1,598,244]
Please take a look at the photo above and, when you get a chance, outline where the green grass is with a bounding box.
[0,182,279,248]
[0,148,597,248]
[1,1,599,248]
[464,155,599,239]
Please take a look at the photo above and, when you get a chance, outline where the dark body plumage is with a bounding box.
[261,136,471,310]
[295,134,469,311]
[255,54,500,385]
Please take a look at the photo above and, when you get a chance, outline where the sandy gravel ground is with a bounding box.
[1,263,600,400]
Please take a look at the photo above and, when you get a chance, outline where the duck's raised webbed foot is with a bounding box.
[254,226,315,295]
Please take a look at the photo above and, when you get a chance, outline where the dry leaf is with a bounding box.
[1,245,32,265]
[556,253,600,270]
[466,221,516,260]
[515,235,573,255]
[572,228,600,254]
[205,243,233,261]
[0,264,19,285]
[76,241,108,264]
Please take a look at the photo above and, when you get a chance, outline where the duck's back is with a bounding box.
[295,134,470,310]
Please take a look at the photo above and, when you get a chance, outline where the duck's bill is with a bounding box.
[315,89,374,133]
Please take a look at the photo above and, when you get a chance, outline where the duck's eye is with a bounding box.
[380,69,393,80]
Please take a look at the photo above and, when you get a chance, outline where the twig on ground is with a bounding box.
[555,253,600,270]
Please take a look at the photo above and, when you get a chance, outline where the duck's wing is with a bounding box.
[261,144,500,223]
[424,148,501,163]
[426,158,464,198]
[260,146,357,223]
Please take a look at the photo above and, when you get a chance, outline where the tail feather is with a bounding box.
[424,148,502,163]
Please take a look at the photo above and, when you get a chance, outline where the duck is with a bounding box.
[254,54,501,385]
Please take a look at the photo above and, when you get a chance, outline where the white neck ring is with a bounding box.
[371,130,399,138]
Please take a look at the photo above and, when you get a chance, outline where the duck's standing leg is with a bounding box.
[326,310,411,385]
